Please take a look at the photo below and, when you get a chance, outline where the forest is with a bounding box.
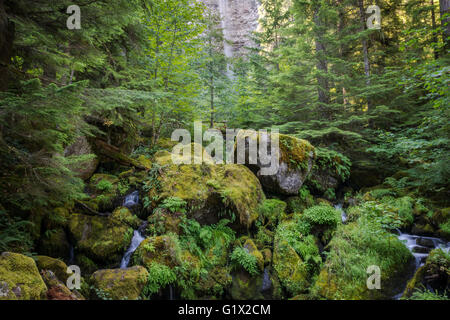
[0,0,448,301]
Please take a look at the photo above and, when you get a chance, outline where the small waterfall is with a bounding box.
[334,203,347,223]
[123,190,139,208]
[397,233,449,268]
[393,232,450,299]
[120,229,145,269]
[261,267,272,292]
[68,245,75,265]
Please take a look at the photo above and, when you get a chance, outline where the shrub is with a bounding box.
[408,289,448,300]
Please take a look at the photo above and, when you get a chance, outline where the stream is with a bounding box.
[120,191,146,269]
[335,203,449,299]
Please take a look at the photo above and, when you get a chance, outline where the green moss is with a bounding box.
[152,151,265,228]
[90,266,149,300]
[133,234,181,269]
[278,134,316,171]
[111,207,142,229]
[257,199,287,229]
[312,220,414,300]
[0,252,47,300]
[35,256,69,283]
[68,213,131,266]
[273,239,309,296]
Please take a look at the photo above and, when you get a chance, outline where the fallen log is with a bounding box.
[92,139,146,170]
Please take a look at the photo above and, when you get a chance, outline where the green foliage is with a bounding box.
[230,247,260,276]
[179,218,235,265]
[408,289,448,301]
[142,262,177,296]
[302,205,340,229]
[0,210,33,253]
[96,180,114,192]
[159,197,187,214]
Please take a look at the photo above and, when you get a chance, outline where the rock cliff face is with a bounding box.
[201,0,260,58]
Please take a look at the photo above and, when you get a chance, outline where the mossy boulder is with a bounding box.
[40,269,84,300]
[273,239,309,296]
[0,252,47,300]
[235,131,316,195]
[90,266,149,300]
[312,222,414,300]
[195,266,232,299]
[146,209,183,235]
[230,270,264,300]
[79,173,121,213]
[111,207,142,229]
[35,256,69,283]
[152,151,265,229]
[402,249,450,298]
[306,148,351,196]
[132,235,181,269]
[68,213,133,267]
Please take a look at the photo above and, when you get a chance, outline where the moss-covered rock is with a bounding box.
[235,131,315,195]
[146,209,183,235]
[78,173,121,213]
[0,252,47,300]
[312,222,414,300]
[230,269,264,300]
[273,239,309,296]
[35,256,69,283]
[195,266,232,299]
[132,235,181,269]
[40,269,84,300]
[152,151,265,229]
[306,148,351,197]
[243,239,264,273]
[111,207,142,229]
[68,213,133,267]
[402,249,450,298]
[90,266,148,300]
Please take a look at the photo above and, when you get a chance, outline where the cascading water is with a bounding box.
[68,245,75,265]
[123,190,139,208]
[397,232,449,268]
[261,267,272,292]
[120,227,146,269]
[393,232,449,299]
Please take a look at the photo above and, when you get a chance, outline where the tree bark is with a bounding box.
[0,0,14,91]
[440,0,450,49]
[313,5,330,119]
[358,0,372,110]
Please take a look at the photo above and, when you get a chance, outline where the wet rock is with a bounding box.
[415,238,436,248]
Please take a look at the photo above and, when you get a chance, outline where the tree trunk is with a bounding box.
[313,6,330,119]
[0,0,14,91]
[358,0,372,110]
[440,0,450,49]
[431,0,439,59]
